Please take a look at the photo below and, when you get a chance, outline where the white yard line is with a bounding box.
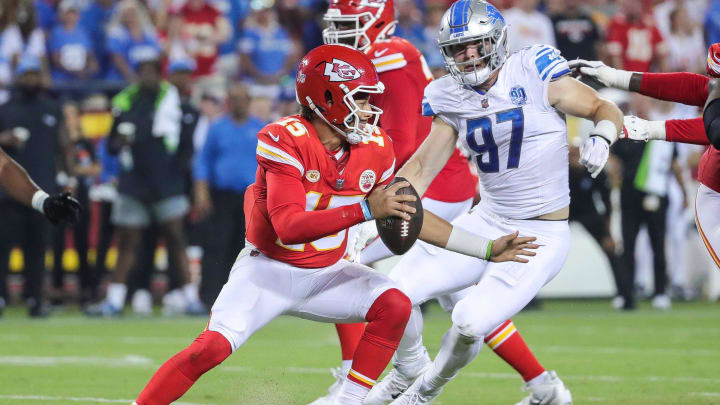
[690,392,720,397]
[0,394,206,405]
[0,355,153,367]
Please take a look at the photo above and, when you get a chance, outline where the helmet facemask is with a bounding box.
[340,83,384,143]
[323,10,375,50]
[305,81,385,144]
[441,25,507,87]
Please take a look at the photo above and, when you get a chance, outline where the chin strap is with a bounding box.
[305,96,364,144]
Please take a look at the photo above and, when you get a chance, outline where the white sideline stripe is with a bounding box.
[691,392,720,397]
[0,355,153,367]
[0,395,205,404]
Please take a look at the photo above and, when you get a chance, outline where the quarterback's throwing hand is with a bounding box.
[490,231,539,263]
[367,180,417,221]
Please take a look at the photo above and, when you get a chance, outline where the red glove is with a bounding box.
[707,43,720,78]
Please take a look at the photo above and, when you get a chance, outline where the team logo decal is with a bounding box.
[481,98,489,108]
[324,58,362,82]
[509,85,527,106]
[306,170,321,183]
[359,169,377,193]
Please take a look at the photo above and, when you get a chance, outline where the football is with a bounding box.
[376,176,424,255]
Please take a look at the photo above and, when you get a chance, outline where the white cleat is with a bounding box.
[651,294,671,310]
[388,374,439,405]
[365,368,419,405]
[515,371,573,405]
[307,367,344,405]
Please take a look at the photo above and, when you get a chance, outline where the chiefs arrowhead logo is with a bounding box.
[324,58,362,82]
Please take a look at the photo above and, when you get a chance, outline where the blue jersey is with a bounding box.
[238,25,293,76]
[105,27,162,80]
[48,25,93,81]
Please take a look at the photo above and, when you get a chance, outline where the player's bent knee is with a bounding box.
[367,288,412,330]
[451,302,495,339]
[176,331,232,380]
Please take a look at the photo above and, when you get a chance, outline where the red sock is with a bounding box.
[335,323,366,361]
[347,288,411,388]
[135,330,232,405]
[484,320,545,382]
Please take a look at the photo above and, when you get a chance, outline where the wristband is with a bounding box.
[446,226,493,260]
[31,190,49,214]
[360,199,373,220]
[591,120,619,145]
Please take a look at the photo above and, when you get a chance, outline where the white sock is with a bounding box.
[393,306,431,378]
[420,326,482,395]
[106,283,127,309]
[341,359,352,376]
[336,374,372,405]
[182,283,200,304]
[527,371,550,387]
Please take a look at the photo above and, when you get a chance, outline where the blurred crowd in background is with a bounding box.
[1,0,719,317]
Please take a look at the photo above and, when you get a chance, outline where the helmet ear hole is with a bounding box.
[325,90,334,106]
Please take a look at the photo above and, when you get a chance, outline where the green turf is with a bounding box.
[0,300,718,405]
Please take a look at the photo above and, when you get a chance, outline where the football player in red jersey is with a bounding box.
[570,43,720,271]
[133,44,536,405]
[314,1,572,404]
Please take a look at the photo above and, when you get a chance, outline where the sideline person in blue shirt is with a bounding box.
[193,82,265,306]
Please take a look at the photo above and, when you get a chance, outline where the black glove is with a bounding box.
[43,192,81,225]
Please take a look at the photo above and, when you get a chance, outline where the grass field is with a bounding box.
[0,300,718,405]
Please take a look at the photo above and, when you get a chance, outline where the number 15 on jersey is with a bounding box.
[465,107,524,173]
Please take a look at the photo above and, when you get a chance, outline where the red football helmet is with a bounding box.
[296,44,385,143]
[323,0,396,51]
[707,43,720,78]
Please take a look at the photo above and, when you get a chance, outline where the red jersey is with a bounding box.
[178,3,222,77]
[638,72,720,193]
[366,37,476,202]
[245,115,396,268]
[606,15,667,72]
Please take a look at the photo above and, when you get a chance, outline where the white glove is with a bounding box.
[568,59,633,90]
[346,220,378,262]
[622,115,667,142]
[579,136,610,178]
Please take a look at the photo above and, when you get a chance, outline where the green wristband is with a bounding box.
[485,241,493,261]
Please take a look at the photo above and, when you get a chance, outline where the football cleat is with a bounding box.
[366,368,421,405]
[366,349,432,404]
[388,374,440,405]
[515,371,573,405]
[306,367,344,405]
[651,294,671,310]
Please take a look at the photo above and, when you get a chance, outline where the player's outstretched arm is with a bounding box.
[0,146,40,207]
[418,210,538,263]
[0,146,80,224]
[623,115,711,145]
[550,76,623,178]
[395,117,457,198]
[569,59,710,106]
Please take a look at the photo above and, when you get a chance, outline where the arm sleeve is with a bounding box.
[666,117,710,145]
[374,68,419,167]
[639,72,709,107]
[266,171,365,245]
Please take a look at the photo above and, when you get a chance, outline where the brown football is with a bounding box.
[375,177,424,255]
